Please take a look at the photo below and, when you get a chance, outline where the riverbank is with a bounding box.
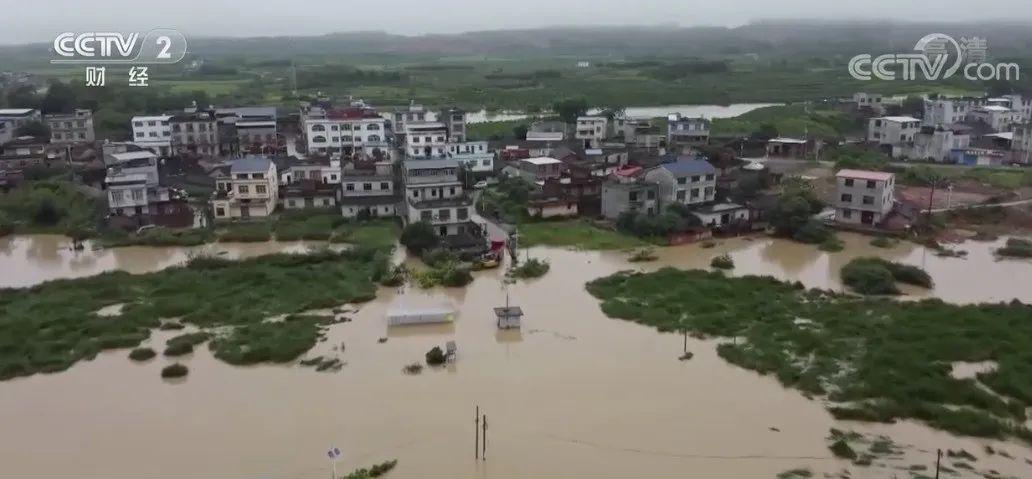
[2,243,1031,479]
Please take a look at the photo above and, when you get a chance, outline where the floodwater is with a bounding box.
[1,232,1032,478]
[457,103,780,124]
[0,234,342,288]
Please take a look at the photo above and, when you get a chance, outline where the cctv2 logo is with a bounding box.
[51,29,187,64]
[848,33,1019,81]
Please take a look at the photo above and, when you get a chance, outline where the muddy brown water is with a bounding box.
[1,233,1031,478]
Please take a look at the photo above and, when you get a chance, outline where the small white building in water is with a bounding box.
[494,306,523,329]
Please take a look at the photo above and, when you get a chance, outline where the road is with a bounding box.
[925,197,1032,214]
[470,190,511,242]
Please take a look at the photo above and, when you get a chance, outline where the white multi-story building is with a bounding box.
[966,106,1021,132]
[0,108,41,133]
[853,92,886,114]
[923,98,977,127]
[666,114,710,152]
[868,116,921,146]
[105,151,166,216]
[305,106,388,158]
[438,108,467,143]
[906,127,970,163]
[446,140,493,175]
[339,160,398,218]
[131,115,173,156]
[404,122,449,159]
[388,103,428,137]
[45,109,95,144]
[212,156,279,220]
[575,116,608,149]
[835,169,895,226]
[170,110,219,157]
[403,158,477,237]
[643,157,717,209]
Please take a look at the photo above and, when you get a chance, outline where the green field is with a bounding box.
[519,221,647,250]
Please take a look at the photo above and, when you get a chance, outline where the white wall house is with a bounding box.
[643,158,716,209]
[105,152,164,216]
[967,106,1021,133]
[212,156,279,220]
[575,116,608,149]
[131,115,173,156]
[340,161,398,218]
[868,117,921,157]
[666,114,710,151]
[835,169,895,226]
[305,108,389,157]
[854,92,886,114]
[403,158,476,237]
[906,127,970,163]
[404,122,449,159]
[923,98,976,127]
[447,140,493,174]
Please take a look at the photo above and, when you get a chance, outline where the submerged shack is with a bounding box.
[494,306,523,329]
[387,304,456,326]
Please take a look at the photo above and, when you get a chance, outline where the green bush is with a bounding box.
[161,363,189,378]
[511,258,550,278]
[710,254,734,270]
[997,238,1032,258]
[829,439,857,460]
[128,347,156,361]
[840,259,900,295]
[400,222,439,255]
[792,220,832,244]
[425,346,447,366]
[818,237,844,252]
[164,332,211,357]
[870,236,895,248]
[219,222,272,242]
[628,248,658,262]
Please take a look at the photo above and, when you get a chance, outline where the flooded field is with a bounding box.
[0,232,1031,478]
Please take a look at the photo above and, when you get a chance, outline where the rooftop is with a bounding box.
[877,116,922,123]
[694,202,747,214]
[110,151,157,163]
[979,105,1012,112]
[131,115,172,121]
[0,108,37,116]
[768,137,807,144]
[404,158,459,171]
[231,156,273,174]
[494,306,524,317]
[521,157,562,166]
[837,169,894,181]
[658,158,716,177]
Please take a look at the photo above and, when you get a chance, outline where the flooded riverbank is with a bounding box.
[0,234,342,288]
[1,232,1031,478]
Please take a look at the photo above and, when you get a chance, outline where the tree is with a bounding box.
[5,85,41,110]
[512,123,529,140]
[552,98,589,125]
[41,81,77,114]
[753,123,779,141]
[15,121,50,139]
[769,181,823,238]
[900,95,924,118]
[400,221,439,255]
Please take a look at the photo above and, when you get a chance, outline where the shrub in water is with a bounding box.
[128,347,156,361]
[425,346,447,366]
[710,254,734,270]
[840,259,899,295]
[161,363,188,378]
[511,258,550,278]
[997,238,1032,258]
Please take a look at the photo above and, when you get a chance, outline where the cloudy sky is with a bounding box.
[1,0,1030,45]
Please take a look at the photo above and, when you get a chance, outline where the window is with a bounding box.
[147,121,156,126]
[866,180,876,189]
[323,199,331,206]
[215,207,225,217]
[482,159,490,167]
[331,175,338,181]
[413,189,420,198]
[676,190,686,200]
[862,196,874,205]
[312,124,326,132]
[312,135,327,143]
[412,136,420,143]
[149,132,157,137]
[874,120,882,127]
[131,189,143,201]
[841,193,852,203]
[330,125,338,131]
[420,210,432,221]
[256,185,267,194]
[236,174,248,179]
[842,209,852,219]
[629,191,639,202]
[691,175,700,182]
[363,183,372,191]
[135,132,144,138]
[436,136,445,142]
[380,182,390,190]
[705,174,714,181]
[844,178,854,187]
[111,190,123,201]
[346,183,355,191]
[457,208,468,220]
[438,209,451,220]
[677,177,687,185]
[238,185,249,194]
[900,134,906,142]
[134,121,143,127]
[705,187,714,196]
[252,173,264,179]
[449,187,456,196]
[647,190,655,200]
[690,188,699,199]
[367,124,380,130]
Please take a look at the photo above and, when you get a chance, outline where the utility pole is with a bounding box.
[935,448,942,479]
[474,405,480,460]
[482,414,488,460]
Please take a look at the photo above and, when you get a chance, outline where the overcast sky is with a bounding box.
[1,0,1030,45]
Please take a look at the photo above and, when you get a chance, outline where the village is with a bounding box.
[4,31,1032,479]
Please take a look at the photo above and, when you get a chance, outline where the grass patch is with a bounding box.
[218,222,272,242]
[628,248,659,262]
[0,248,387,380]
[342,459,398,478]
[869,236,897,249]
[0,180,105,238]
[996,238,1032,259]
[332,219,399,250]
[128,347,156,361]
[101,228,213,247]
[777,467,813,478]
[710,254,734,270]
[161,363,189,378]
[585,268,1032,442]
[273,212,340,241]
[818,237,844,252]
[519,220,646,250]
[510,258,550,279]
[841,257,933,294]
[163,332,212,357]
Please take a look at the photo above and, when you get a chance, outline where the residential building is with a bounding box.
[403,158,477,237]
[949,148,1008,166]
[0,120,12,145]
[131,115,173,156]
[340,160,398,218]
[218,106,278,155]
[0,108,42,133]
[507,157,564,183]
[601,179,659,220]
[305,106,389,158]
[438,108,467,143]
[211,156,279,220]
[281,159,341,186]
[868,116,921,158]
[575,116,608,149]
[104,150,192,227]
[446,140,493,175]
[1013,124,1032,164]
[691,202,750,228]
[404,122,449,159]
[765,138,808,158]
[170,110,219,157]
[835,169,895,226]
[643,157,717,209]
[281,180,337,210]
[666,114,710,152]
[966,105,1021,133]
[45,109,95,144]
[923,98,977,127]
[388,103,428,137]
[0,136,54,173]
[906,126,970,162]
[853,92,886,114]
